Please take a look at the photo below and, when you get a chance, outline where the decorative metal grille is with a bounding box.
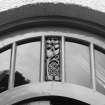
[45,36,61,81]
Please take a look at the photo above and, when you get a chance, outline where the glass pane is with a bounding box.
[15,42,40,87]
[95,49,105,95]
[65,42,91,88]
[0,49,11,92]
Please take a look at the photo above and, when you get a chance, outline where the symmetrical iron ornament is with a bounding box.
[45,36,61,81]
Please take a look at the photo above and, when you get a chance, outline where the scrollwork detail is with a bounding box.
[45,37,61,81]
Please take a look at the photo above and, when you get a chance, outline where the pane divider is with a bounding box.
[9,42,17,89]
[40,36,45,82]
[61,36,65,82]
[90,43,96,90]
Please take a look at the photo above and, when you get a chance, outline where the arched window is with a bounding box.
[0,29,105,96]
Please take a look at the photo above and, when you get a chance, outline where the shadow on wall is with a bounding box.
[0,70,30,93]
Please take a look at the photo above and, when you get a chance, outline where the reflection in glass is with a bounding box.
[95,49,105,95]
[15,42,40,87]
[65,42,91,88]
[0,49,11,92]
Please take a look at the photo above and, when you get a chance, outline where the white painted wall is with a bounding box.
[0,0,104,13]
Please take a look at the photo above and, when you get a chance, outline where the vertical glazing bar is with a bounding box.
[9,42,17,89]
[61,36,65,82]
[41,35,45,82]
[90,43,96,90]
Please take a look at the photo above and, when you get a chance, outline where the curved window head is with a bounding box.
[0,29,105,96]
[13,101,50,105]
[12,96,89,105]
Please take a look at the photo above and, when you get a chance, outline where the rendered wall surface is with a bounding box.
[0,0,104,12]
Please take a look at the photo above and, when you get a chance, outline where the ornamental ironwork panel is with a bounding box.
[45,36,61,81]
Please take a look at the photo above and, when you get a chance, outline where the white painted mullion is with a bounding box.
[61,36,65,82]
[40,35,45,82]
[90,43,96,90]
[9,42,17,89]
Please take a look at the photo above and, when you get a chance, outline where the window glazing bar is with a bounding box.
[61,36,65,82]
[90,43,96,90]
[40,36,45,82]
[9,42,17,89]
